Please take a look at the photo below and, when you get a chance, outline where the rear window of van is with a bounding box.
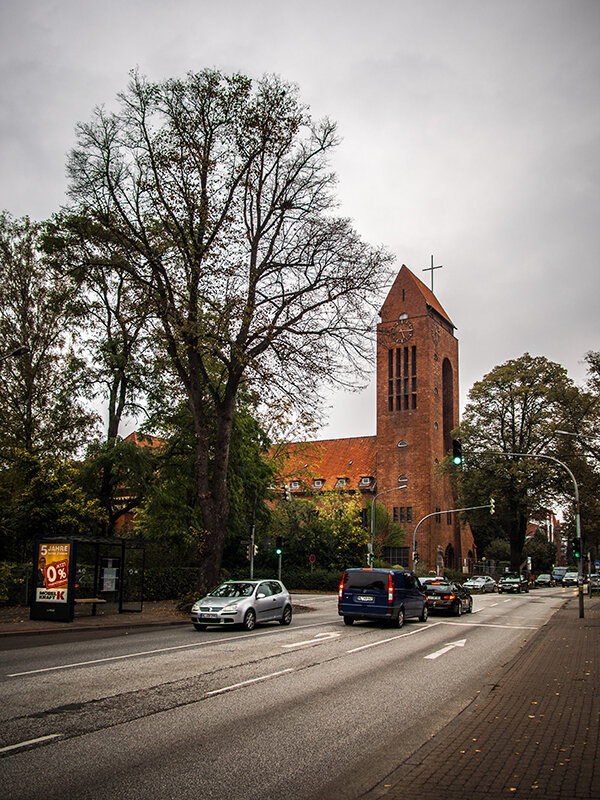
[343,571,389,591]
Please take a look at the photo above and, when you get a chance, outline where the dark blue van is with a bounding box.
[338,568,428,627]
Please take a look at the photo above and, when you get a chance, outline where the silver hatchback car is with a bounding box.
[191,579,293,631]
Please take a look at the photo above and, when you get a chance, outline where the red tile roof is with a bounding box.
[277,435,377,492]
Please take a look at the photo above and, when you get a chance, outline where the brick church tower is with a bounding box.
[375,265,474,572]
[277,263,476,575]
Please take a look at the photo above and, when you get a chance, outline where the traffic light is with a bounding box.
[452,439,463,465]
[490,497,495,514]
[275,536,283,556]
[573,538,582,559]
[253,544,258,556]
[283,484,292,501]
[246,544,251,561]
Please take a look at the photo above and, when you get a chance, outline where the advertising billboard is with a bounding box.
[30,539,76,621]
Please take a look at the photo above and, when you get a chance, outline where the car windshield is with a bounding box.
[538,574,550,579]
[209,582,256,598]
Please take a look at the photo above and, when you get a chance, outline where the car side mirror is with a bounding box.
[257,592,265,599]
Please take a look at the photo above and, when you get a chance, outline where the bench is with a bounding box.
[75,598,107,604]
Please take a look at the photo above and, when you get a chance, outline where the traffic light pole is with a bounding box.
[370,483,408,565]
[411,504,492,573]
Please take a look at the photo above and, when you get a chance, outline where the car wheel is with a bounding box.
[193,623,207,631]
[391,607,405,628]
[280,605,292,626]
[242,609,256,631]
[343,616,354,626]
[454,601,462,616]
[419,604,428,622]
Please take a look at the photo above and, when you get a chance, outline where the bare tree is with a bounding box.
[64,69,394,590]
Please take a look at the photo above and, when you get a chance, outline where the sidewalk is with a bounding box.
[0,600,189,637]
[365,594,600,800]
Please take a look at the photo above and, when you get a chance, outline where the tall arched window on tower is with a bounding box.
[388,346,417,411]
[442,358,454,451]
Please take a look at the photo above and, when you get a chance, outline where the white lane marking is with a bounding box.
[425,638,467,660]
[205,669,294,696]
[346,622,443,653]
[282,632,341,649]
[6,620,334,677]
[438,621,537,629]
[0,734,62,754]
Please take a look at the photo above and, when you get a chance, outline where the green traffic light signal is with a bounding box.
[452,439,463,465]
[573,538,582,559]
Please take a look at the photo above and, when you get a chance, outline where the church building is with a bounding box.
[280,264,476,575]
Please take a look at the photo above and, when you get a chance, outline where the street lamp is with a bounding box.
[369,478,408,565]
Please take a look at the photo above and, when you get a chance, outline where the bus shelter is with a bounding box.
[30,534,146,622]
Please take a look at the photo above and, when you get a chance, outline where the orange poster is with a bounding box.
[36,542,70,603]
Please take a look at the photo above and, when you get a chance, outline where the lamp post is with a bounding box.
[485,447,583,617]
[369,479,408,565]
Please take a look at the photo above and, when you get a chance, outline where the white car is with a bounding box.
[191,579,292,631]
[562,572,580,587]
[463,575,497,593]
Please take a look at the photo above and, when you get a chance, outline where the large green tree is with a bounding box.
[0,212,98,465]
[63,69,393,591]
[458,353,574,572]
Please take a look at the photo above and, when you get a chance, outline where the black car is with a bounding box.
[498,574,529,593]
[422,579,473,616]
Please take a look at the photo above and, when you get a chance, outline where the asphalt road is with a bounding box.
[0,589,568,800]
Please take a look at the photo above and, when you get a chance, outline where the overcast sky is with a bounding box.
[1,0,598,439]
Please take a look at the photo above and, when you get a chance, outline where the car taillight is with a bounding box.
[338,580,344,600]
[388,574,394,604]
[443,594,456,600]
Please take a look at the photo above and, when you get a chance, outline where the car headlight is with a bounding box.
[191,603,200,612]
[222,603,239,614]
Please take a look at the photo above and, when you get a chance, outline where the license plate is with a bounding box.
[357,595,374,602]
[201,613,218,619]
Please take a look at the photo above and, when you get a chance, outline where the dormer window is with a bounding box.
[313,479,324,489]
[359,476,373,486]
[290,480,300,491]
[335,477,348,489]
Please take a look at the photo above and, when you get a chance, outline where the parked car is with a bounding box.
[552,566,569,585]
[535,573,556,588]
[422,579,473,615]
[190,579,292,631]
[498,574,529,593]
[589,574,600,592]
[338,568,428,627]
[562,571,580,587]
[463,575,497,593]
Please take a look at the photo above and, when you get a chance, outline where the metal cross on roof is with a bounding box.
[423,255,443,291]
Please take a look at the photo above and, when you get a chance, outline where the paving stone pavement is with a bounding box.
[364,594,600,800]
